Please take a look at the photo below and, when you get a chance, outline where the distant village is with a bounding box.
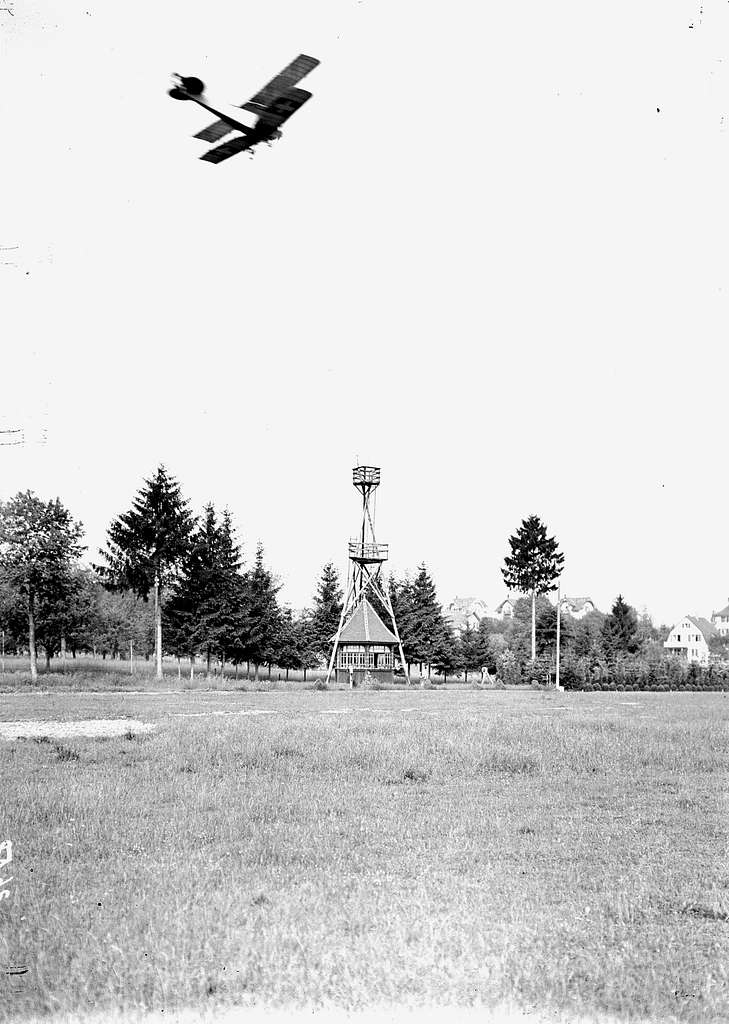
[443,594,729,669]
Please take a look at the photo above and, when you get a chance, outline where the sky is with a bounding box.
[2,0,728,627]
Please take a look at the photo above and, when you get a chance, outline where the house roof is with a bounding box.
[338,599,398,644]
[561,597,595,612]
[495,598,517,612]
[687,616,718,642]
[712,603,729,619]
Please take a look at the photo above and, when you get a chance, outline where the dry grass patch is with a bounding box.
[0,692,727,1023]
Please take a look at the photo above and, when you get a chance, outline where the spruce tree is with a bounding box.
[602,595,641,660]
[502,515,565,662]
[460,623,486,683]
[275,607,300,681]
[166,505,246,676]
[310,562,343,662]
[97,466,195,680]
[408,564,449,678]
[243,543,281,680]
[433,630,462,683]
[292,610,321,682]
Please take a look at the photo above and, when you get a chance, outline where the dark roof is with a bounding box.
[687,616,718,642]
[339,599,398,644]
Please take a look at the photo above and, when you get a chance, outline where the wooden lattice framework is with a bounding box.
[325,466,408,686]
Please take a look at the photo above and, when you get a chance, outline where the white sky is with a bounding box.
[2,0,728,626]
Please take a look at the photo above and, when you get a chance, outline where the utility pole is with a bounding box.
[130,639,134,675]
[555,581,562,691]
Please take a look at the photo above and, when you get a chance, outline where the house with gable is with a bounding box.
[711,601,729,638]
[444,596,499,636]
[558,596,597,620]
[494,597,518,620]
[663,615,718,666]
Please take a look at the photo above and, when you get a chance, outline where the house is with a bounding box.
[332,598,399,686]
[444,597,498,636]
[494,597,518,620]
[444,609,473,636]
[663,616,717,666]
[559,597,596,620]
[711,601,729,638]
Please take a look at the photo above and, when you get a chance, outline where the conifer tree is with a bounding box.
[502,515,565,662]
[407,564,449,678]
[602,595,641,659]
[292,610,321,681]
[97,466,195,680]
[310,562,343,662]
[460,623,487,683]
[274,607,300,680]
[243,542,281,680]
[433,630,462,683]
[386,574,416,677]
[166,505,246,676]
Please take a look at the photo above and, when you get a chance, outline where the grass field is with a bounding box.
[1,689,727,1023]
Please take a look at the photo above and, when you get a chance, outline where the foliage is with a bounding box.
[602,595,641,659]
[0,491,85,677]
[559,653,729,691]
[165,505,246,667]
[309,562,343,662]
[502,515,564,661]
[432,630,461,682]
[402,564,450,671]
[459,623,487,682]
[97,466,195,600]
[502,516,565,597]
[96,466,195,679]
[240,542,281,674]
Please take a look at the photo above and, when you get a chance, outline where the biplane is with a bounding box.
[168,54,320,163]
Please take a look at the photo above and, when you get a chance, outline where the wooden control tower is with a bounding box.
[326,466,408,686]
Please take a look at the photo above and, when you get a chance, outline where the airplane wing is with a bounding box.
[256,87,312,127]
[194,119,250,143]
[192,55,317,144]
[241,54,319,115]
[199,134,255,164]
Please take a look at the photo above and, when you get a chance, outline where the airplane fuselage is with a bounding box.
[183,91,279,149]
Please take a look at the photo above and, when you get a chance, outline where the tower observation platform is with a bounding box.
[348,540,388,562]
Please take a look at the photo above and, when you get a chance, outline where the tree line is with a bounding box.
[0,469,351,681]
[2,466,722,684]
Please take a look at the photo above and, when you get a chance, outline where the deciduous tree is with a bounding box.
[0,491,85,679]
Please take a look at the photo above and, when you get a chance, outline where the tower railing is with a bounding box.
[348,539,388,562]
[353,466,380,486]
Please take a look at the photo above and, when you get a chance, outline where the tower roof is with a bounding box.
[338,598,398,644]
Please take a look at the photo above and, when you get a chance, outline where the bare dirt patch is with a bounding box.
[0,718,155,740]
